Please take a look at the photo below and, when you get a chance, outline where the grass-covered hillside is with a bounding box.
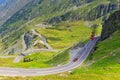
[0,30,120,80]
[0,21,92,68]
[0,0,119,79]
[0,0,119,54]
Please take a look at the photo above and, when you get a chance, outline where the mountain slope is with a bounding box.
[0,1,119,80]
[0,18,120,80]
[0,0,32,26]
[0,0,119,54]
[3,9,120,80]
[101,10,120,40]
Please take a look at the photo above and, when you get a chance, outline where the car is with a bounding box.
[73,58,78,62]
[90,36,95,40]
[19,53,25,56]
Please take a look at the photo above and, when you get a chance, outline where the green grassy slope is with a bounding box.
[0,0,119,53]
[1,30,120,80]
[0,0,119,80]
[0,21,92,68]
[72,30,120,80]
[0,49,69,68]
[36,21,92,49]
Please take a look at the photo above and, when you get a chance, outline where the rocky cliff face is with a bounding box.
[47,3,119,24]
[86,3,119,20]
[101,10,120,40]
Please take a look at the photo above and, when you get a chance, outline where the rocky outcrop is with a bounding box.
[47,12,74,24]
[101,10,120,40]
[47,3,119,24]
[24,31,33,48]
[86,3,119,20]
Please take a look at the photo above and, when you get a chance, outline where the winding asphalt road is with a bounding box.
[0,37,99,76]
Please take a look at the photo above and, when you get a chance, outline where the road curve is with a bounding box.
[0,37,99,76]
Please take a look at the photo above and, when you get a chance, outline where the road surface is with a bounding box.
[0,37,99,76]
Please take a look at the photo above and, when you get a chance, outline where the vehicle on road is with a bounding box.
[19,53,25,56]
[73,58,78,62]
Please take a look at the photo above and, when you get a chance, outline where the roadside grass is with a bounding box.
[24,51,57,62]
[0,49,69,68]
[15,51,57,68]
[46,48,70,65]
[93,31,120,60]
[0,58,14,67]
[18,50,69,68]
[1,72,120,80]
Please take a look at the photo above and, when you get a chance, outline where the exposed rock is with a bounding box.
[47,3,119,24]
[86,3,119,20]
[101,10,120,40]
